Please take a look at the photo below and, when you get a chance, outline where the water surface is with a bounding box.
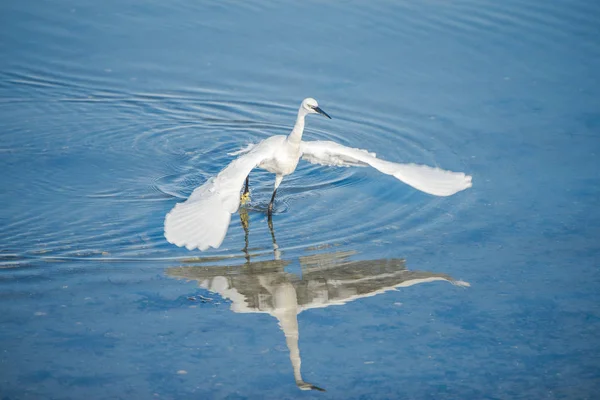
[1,0,599,398]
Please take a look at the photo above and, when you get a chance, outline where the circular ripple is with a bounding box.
[1,86,474,265]
[151,98,475,259]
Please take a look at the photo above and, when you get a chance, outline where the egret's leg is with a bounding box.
[268,175,283,218]
[241,175,250,205]
[243,176,249,194]
[267,189,278,217]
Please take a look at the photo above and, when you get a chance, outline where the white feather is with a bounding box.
[227,143,256,156]
[164,136,282,251]
[300,141,472,196]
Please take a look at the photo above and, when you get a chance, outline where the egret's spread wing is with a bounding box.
[301,142,376,167]
[300,140,472,196]
[164,136,284,251]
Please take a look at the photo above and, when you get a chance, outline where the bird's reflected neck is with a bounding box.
[287,108,308,146]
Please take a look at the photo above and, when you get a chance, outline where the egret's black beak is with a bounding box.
[312,106,332,119]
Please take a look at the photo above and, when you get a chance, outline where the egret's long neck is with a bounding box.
[287,107,307,146]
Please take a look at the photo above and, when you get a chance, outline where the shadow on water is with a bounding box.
[166,207,470,392]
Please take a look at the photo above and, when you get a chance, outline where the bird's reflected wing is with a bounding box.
[164,136,284,251]
[300,140,472,196]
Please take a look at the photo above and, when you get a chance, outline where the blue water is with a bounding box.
[1,0,599,398]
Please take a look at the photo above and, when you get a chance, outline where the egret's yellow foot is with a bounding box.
[240,192,251,205]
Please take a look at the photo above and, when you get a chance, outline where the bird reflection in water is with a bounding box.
[166,208,469,392]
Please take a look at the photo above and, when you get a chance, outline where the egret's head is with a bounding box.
[301,98,331,119]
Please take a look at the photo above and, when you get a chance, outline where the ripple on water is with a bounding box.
[1,63,476,265]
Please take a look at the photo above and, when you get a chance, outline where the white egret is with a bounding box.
[164,98,472,251]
